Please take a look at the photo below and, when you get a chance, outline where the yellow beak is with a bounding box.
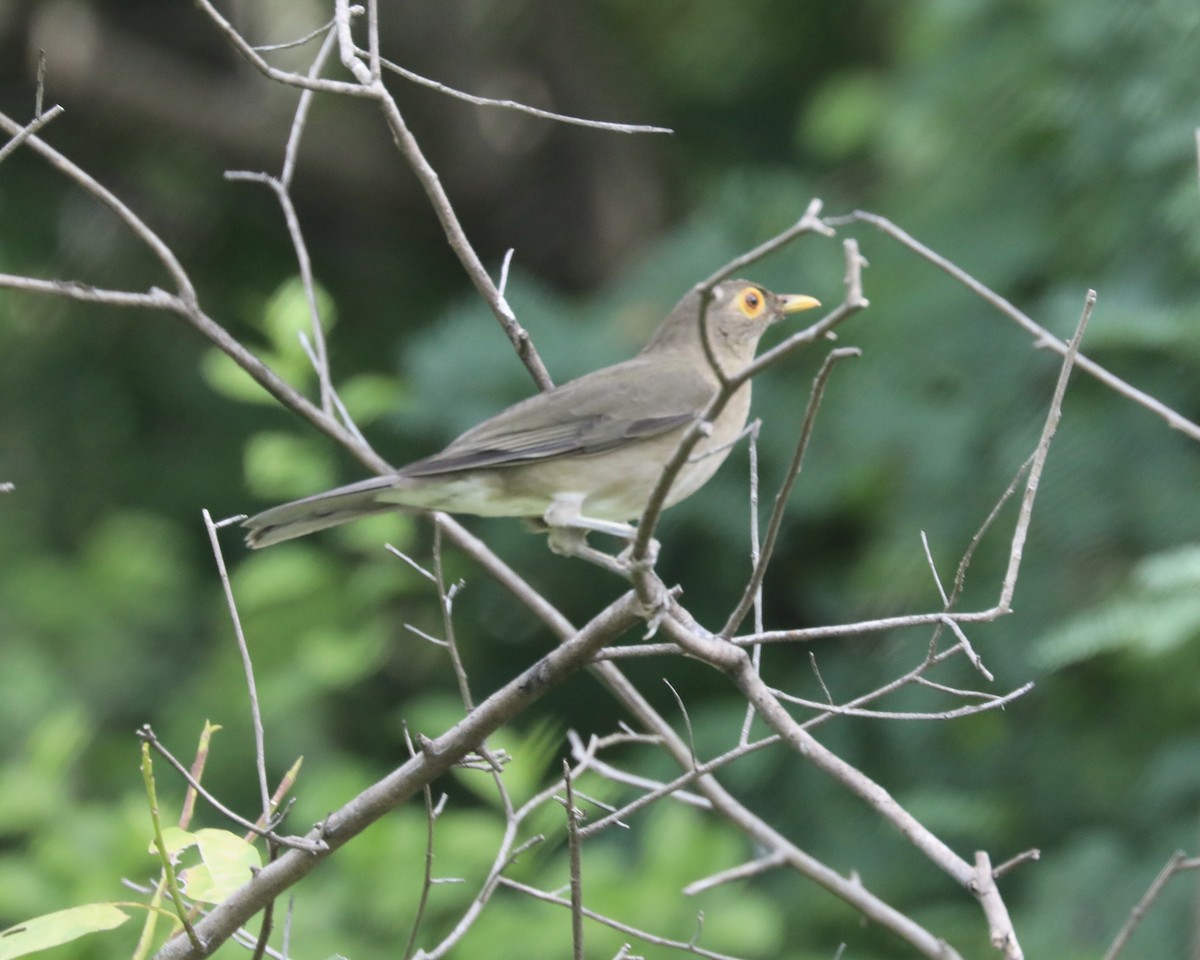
[779,294,822,314]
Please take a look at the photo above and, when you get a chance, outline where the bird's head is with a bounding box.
[643,279,821,370]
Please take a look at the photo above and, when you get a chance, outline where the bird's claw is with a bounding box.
[616,535,660,570]
[635,578,672,638]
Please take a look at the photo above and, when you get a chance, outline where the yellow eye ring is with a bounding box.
[736,286,766,319]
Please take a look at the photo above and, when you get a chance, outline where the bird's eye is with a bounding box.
[737,287,765,318]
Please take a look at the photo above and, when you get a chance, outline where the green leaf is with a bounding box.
[156,825,198,858]
[179,829,262,905]
[0,904,130,959]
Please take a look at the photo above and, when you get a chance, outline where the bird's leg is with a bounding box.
[543,495,670,635]
[543,494,637,540]
[542,494,658,576]
[547,527,631,577]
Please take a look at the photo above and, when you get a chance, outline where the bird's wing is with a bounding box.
[399,356,715,476]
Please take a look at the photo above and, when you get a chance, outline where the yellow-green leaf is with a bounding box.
[0,904,129,960]
[179,829,262,904]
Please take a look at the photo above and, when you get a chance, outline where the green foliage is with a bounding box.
[0,904,131,960]
[164,828,262,905]
[1036,545,1200,668]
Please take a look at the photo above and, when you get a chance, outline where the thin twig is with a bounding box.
[1104,851,1200,960]
[837,211,1200,442]
[137,726,325,854]
[919,531,992,681]
[402,781,440,959]
[662,679,697,769]
[179,721,218,829]
[433,525,474,710]
[563,761,585,960]
[252,19,336,53]
[155,593,644,959]
[366,0,381,81]
[769,682,1034,721]
[991,849,1040,879]
[191,0,372,97]
[370,52,673,135]
[440,524,961,960]
[738,423,764,747]
[721,346,861,638]
[331,0,555,391]
[999,290,1095,611]
[247,758,304,839]
[683,852,786,896]
[699,198,834,289]
[35,49,47,118]
[224,168,335,414]
[0,104,64,165]
[496,878,749,960]
[202,509,271,820]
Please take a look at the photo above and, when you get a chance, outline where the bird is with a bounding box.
[243,280,820,558]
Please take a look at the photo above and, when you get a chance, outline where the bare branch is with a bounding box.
[496,877,751,960]
[563,762,586,960]
[438,518,959,957]
[191,0,370,97]
[769,682,1034,721]
[153,593,643,959]
[991,849,1041,879]
[328,0,555,391]
[999,289,1095,610]
[684,852,786,896]
[370,52,673,135]
[0,110,196,301]
[0,104,64,164]
[1105,851,1200,960]
[432,526,475,711]
[402,779,440,960]
[972,852,1023,960]
[252,19,337,53]
[34,49,47,118]
[201,510,271,821]
[699,198,834,289]
[738,422,764,746]
[837,211,1200,442]
[721,346,861,638]
[136,725,324,854]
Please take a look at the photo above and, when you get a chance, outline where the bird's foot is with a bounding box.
[634,576,672,638]
[547,526,631,577]
[543,495,657,578]
[615,535,660,570]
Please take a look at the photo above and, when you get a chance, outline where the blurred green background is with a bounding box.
[2,0,1200,957]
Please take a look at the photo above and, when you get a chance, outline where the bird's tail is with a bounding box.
[243,476,402,548]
